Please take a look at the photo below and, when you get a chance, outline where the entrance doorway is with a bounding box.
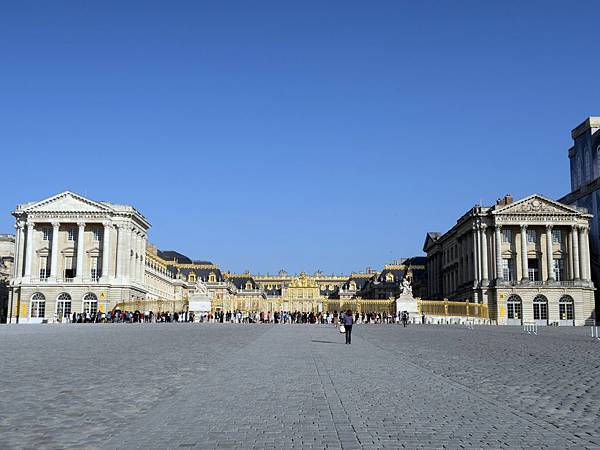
[506,295,522,325]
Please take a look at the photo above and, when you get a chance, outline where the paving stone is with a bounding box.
[0,324,599,448]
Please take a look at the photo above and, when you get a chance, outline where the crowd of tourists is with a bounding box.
[63,309,420,325]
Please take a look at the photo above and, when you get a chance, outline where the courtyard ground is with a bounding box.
[1,323,599,449]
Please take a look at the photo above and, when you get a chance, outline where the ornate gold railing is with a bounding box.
[417,299,489,319]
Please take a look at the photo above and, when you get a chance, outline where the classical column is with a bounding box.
[567,227,574,279]
[101,221,112,281]
[130,229,138,283]
[520,224,528,282]
[572,225,580,280]
[139,234,146,282]
[75,221,86,280]
[579,226,588,281]
[546,225,554,282]
[13,222,23,279]
[472,224,480,282]
[49,221,60,280]
[24,221,35,278]
[584,227,592,282]
[115,224,125,279]
[495,225,503,280]
[480,224,489,283]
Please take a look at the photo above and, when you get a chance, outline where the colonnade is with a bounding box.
[14,219,147,284]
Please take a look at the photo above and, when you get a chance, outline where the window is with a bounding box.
[68,228,76,241]
[92,228,101,242]
[57,293,72,319]
[585,147,592,182]
[385,273,394,282]
[502,229,512,244]
[83,293,98,315]
[553,259,564,281]
[64,256,75,279]
[528,258,539,282]
[507,295,521,320]
[245,281,253,290]
[188,272,196,283]
[90,257,99,281]
[533,295,548,321]
[502,258,514,281]
[559,295,574,321]
[527,229,537,243]
[30,293,46,318]
[39,256,49,279]
[552,229,562,244]
[43,227,51,241]
[208,272,216,283]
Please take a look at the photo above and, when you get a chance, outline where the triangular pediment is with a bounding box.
[23,191,112,214]
[493,194,582,216]
[423,232,442,252]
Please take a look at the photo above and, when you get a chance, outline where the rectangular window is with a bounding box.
[533,302,548,320]
[553,259,564,281]
[31,301,45,318]
[527,229,537,243]
[502,229,512,244]
[92,229,101,242]
[68,229,76,241]
[559,302,574,320]
[552,229,562,244]
[39,256,49,279]
[502,259,514,281]
[64,256,75,279]
[42,228,51,241]
[528,258,539,281]
[90,257,99,280]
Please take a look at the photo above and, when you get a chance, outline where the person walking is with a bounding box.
[342,309,353,344]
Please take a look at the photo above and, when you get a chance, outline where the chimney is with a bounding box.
[496,194,513,206]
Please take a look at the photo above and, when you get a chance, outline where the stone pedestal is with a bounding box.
[188,292,212,321]
[396,294,419,323]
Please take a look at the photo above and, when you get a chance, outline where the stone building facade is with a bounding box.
[559,116,600,316]
[7,191,429,322]
[424,194,595,326]
[9,191,150,323]
[0,234,15,323]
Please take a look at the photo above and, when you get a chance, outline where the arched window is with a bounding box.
[56,293,72,319]
[245,281,253,290]
[349,281,357,290]
[533,295,548,324]
[559,295,574,325]
[385,273,394,282]
[83,293,98,315]
[506,295,521,324]
[30,292,46,318]
[208,272,217,283]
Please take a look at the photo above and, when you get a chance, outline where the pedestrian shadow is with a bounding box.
[311,339,343,345]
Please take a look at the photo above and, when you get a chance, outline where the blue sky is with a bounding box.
[1,1,599,274]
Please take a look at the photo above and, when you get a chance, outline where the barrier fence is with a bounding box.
[523,322,538,335]
[417,300,489,319]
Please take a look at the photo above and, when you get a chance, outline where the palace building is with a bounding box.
[7,191,424,323]
[559,116,600,315]
[424,194,596,326]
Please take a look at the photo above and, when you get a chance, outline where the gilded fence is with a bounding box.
[417,299,489,319]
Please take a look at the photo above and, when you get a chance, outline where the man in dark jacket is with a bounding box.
[342,309,354,344]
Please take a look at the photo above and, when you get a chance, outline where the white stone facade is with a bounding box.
[424,194,596,326]
[9,192,150,323]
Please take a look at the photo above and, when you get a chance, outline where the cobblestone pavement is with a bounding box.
[1,324,599,449]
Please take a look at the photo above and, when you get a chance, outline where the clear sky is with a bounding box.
[1,1,599,275]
